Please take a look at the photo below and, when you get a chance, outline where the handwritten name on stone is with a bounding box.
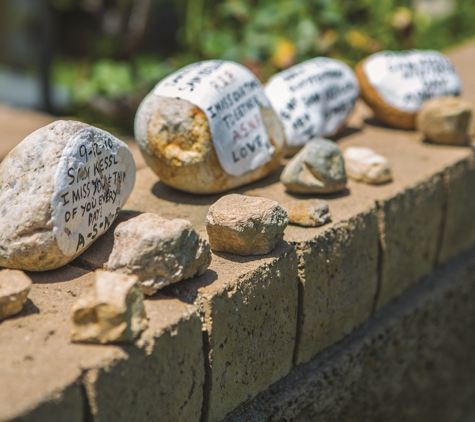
[153,60,274,177]
[363,50,462,112]
[51,127,135,257]
[265,58,359,147]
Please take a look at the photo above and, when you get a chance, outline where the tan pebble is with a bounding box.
[0,270,32,321]
[281,200,331,227]
[417,96,473,145]
[71,270,147,344]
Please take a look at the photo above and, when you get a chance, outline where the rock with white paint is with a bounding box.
[0,270,32,321]
[265,57,359,155]
[0,120,135,271]
[280,138,347,194]
[344,147,392,185]
[135,60,286,194]
[206,194,288,255]
[356,50,462,129]
[417,96,473,145]
[107,213,211,296]
[281,200,331,227]
[71,270,147,344]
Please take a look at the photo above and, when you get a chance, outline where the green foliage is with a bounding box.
[51,0,475,133]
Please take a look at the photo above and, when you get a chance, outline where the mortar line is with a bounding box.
[372,201,385,314]
[80,375,94,422]
[199,328,212,422]
[435,169,450,266]
[291,244,305,366]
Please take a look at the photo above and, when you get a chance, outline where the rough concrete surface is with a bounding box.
[293,209,379,365]
[225,246,475,422]
[168,241,298,422]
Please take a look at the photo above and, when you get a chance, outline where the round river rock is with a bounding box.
[0,120,135,271]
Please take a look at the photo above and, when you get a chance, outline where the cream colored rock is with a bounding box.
[0,270,32,321]
[206,194,289,255]
[107,213,211,296]
[282,200,331,227]
[280,138,347,194]
[71,270,147,344]
[0,120,135,272]
[417,96,473,145]
[356,50,462,129]
[135,61,286,194]
[344,147,392,185]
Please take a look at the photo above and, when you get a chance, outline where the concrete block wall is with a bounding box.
[1,41,475,421]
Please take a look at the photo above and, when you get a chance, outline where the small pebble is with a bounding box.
[344,147,392,185]
[0,270,32,321]
[281,200,331,227]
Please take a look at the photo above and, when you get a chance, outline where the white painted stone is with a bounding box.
[107,213,212,296]
[0,270,32,321]
[0,121,135,271]
[363,50,462,113]
[265,57,359,151]
[71,270,147,344]
[206,194,289,256]
[344,147,392,185]
[135,61,286,194]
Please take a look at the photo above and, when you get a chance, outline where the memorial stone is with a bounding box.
[107,213,212,296]
[0,270,32,321]
[71,270,147,344]
[280,138,347,194]
[356,50,462,129]
[0,121,135,271]
[206,194,289,255]
[265,57,359,155]
[417,96,473,145]
[344,146,393,184]
[135,60,286,194]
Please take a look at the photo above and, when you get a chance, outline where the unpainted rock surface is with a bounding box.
[134,94,286,194]
[280,138,347,194]
[417,96,473,145]
[344,146,392,184]
[282,200,331,227]
[206,194,289,255]
[107,213,211,296]
[0,120,135,272]
[0,269,32,321]
[71,270,147,343]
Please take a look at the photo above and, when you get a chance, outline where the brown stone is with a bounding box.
[71,270,147,344]
[206,194,289,255]
[417,96,473,145]
[282,199,331,227]
[0,270,32,321]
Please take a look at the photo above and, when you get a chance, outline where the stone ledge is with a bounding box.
[0,41,475,421]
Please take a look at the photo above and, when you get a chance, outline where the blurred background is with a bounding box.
[0,0,474,134]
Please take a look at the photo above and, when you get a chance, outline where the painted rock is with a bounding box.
[135,60,286,194]
[344,147,392,185]
[206,194,289,256]
[265,57,359,155]
[107,213,211,296]
[356,50,462,129]
[71,270,147,344]
[0,121,135,271]
[281,200,331,227]
[0,270,32,321]
[280,138,347,194]
[417,96,473,145]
